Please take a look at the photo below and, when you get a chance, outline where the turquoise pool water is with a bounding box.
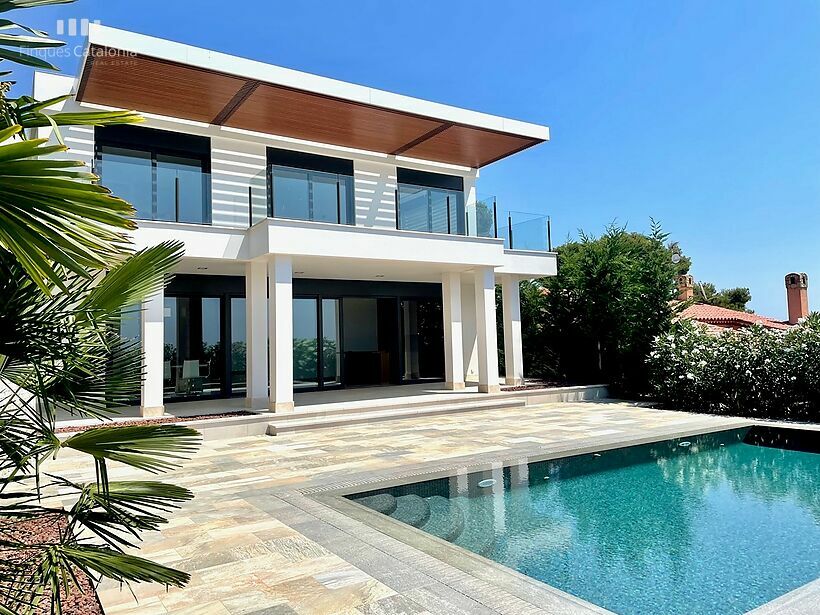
[349,428,820,614]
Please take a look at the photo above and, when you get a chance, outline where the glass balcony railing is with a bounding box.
[498,210,552,252]
[249,180,552,252]
[396,183,465,235]
[96,147,211,224]
[249,168,267,226]
[466,196,498,239]
[468,196,552,251]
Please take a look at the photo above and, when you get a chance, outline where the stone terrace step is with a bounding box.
[290,391,523,419]
[267,398,525,435]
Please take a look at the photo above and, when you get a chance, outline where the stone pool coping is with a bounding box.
[293,417,819,615]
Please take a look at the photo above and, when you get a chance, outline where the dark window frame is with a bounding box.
[266,147,355,226]
[95,125,212,225]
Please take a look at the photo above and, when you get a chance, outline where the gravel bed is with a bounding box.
[0,514,103,614]
[500,381,564,392]
[55,410,258,434]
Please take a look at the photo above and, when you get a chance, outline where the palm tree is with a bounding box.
[0,3,202,613]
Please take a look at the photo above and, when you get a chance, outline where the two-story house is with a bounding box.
[34,25,556,417]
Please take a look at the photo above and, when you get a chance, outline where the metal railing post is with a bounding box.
[248,185,253,227]
[493,198,498,239]
[547,216,552,251]
[395,189,400,229]
[508,212,514,249]
[174,176,180,222]
[446,195,451,234]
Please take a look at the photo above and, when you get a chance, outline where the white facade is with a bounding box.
[33,28,555,416]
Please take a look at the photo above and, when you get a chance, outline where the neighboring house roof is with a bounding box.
[679,304,792,331]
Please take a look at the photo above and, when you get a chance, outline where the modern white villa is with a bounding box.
[34,25,555,417]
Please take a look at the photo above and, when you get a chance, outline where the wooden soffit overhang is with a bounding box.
[77,43,547,168]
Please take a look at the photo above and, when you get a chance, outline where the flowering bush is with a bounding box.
[648,318,820,421]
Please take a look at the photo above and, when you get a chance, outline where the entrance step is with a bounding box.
[267,397,525,435]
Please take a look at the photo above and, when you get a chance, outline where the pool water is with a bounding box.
[349,428,820,614]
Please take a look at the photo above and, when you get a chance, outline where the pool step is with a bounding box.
[356,491,494,556]
[420,495,465,542]
[390,494,430,528]
[354,493,397,516]
[452,496,497,557]
[267,398,525,435]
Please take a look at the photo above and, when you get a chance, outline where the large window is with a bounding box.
[268,148,354,225]
[96,125,211,224]
[396,168,465,235]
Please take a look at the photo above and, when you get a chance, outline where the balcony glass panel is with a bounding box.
[270,165,354,225]
[338,175,353,224]
[311,170,340,223]
[466,196,497,239]
[499,210,550,251]
[272,166,310,221]
[97,146,152,219]
[398,185,429,232]
[249,168,268,226]
[97,146,209,224]
[156,154,208,224]
[398,184,465,235]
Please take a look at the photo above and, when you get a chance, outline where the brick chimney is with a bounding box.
[785,272,809,324]
[677,274,694,301]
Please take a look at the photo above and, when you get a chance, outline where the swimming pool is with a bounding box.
[348,427,820,614]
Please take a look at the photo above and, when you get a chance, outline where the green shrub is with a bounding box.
[648,319,820,421]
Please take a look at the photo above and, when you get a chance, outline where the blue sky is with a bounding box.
[11,0,820,318]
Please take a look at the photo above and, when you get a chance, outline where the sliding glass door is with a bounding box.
[293,297,342,390]
[162,294,245,401]
[230,298,247,395]
[322,299,342,386]
[400,298,444,382]
[293,298,319,389]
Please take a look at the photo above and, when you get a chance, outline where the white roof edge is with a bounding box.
[86,24,550,142]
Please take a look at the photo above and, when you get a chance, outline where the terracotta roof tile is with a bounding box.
[679,303,791,330]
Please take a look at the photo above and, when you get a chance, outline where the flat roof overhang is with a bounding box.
[76,26,549,168]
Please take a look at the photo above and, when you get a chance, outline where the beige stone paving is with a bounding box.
[44,401,745,615]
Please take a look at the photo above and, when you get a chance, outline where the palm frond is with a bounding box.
[58,544,191,587]
[62,425,202,474]
[0,0,73,13]
[65,480,194,546]
[0,128,136,291]
[79,241,184,320]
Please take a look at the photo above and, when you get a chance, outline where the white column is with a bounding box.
[474,267,500,394]
[140,288,165,417]
[245,260,268,408]
[442,272,465,390]
[268,255,294,413]
[501,274,524,386]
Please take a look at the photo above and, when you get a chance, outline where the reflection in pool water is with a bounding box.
[350,428,820,615]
